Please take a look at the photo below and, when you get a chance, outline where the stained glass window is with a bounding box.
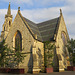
[15,31,22,51]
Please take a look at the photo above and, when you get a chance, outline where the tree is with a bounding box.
[44,41,55,68]
[13,47,26,68]
[0,39,8,67]
[66,38,75,66]
[0,39,26,68]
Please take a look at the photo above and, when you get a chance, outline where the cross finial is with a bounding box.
[18,7,20,11]
[60,9,62,16]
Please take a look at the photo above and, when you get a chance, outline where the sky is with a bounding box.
[0,0,75,39]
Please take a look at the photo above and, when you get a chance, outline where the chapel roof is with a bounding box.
[23,17,60,42]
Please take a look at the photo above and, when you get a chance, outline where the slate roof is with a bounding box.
[37,17,59,42]
[23,17,43,41]
[23,17,60,42]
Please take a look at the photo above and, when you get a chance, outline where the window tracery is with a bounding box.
[15,31,22,51]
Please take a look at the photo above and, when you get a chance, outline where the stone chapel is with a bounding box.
[0,3,70,73]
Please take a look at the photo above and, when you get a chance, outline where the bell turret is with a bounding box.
[1,2,13,39]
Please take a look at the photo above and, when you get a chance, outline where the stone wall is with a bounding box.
[3,12,44,73]
[55,15,70,71]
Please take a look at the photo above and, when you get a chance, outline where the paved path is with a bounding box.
[0,71,75,75]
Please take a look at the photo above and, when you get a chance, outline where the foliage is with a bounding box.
[44,41,55,68]
[0,39,26,68]
[0,39,8,67]
[66,38,75,66]
[13,47,26,68]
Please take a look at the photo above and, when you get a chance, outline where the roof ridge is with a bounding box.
[37,17,59,25]
[23,16,59,25]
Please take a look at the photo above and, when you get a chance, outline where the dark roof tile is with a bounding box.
[23,17,59,42]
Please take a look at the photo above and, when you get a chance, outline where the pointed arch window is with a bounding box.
[9,21,11,26]
[4,26,5,31]
[15,31,22,51]
[61,32,66,45]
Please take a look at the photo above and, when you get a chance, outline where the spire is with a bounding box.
[5,2,12,18]
[60,9,62,16]
[7,2,11,16]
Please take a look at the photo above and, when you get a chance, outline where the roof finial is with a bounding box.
[18,7,20,11]
[7,2,11,15]
[60,9,62,16]
[9,2,10,4]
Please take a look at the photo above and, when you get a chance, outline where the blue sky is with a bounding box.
[0,0,75,39]
[0,0,65,9]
